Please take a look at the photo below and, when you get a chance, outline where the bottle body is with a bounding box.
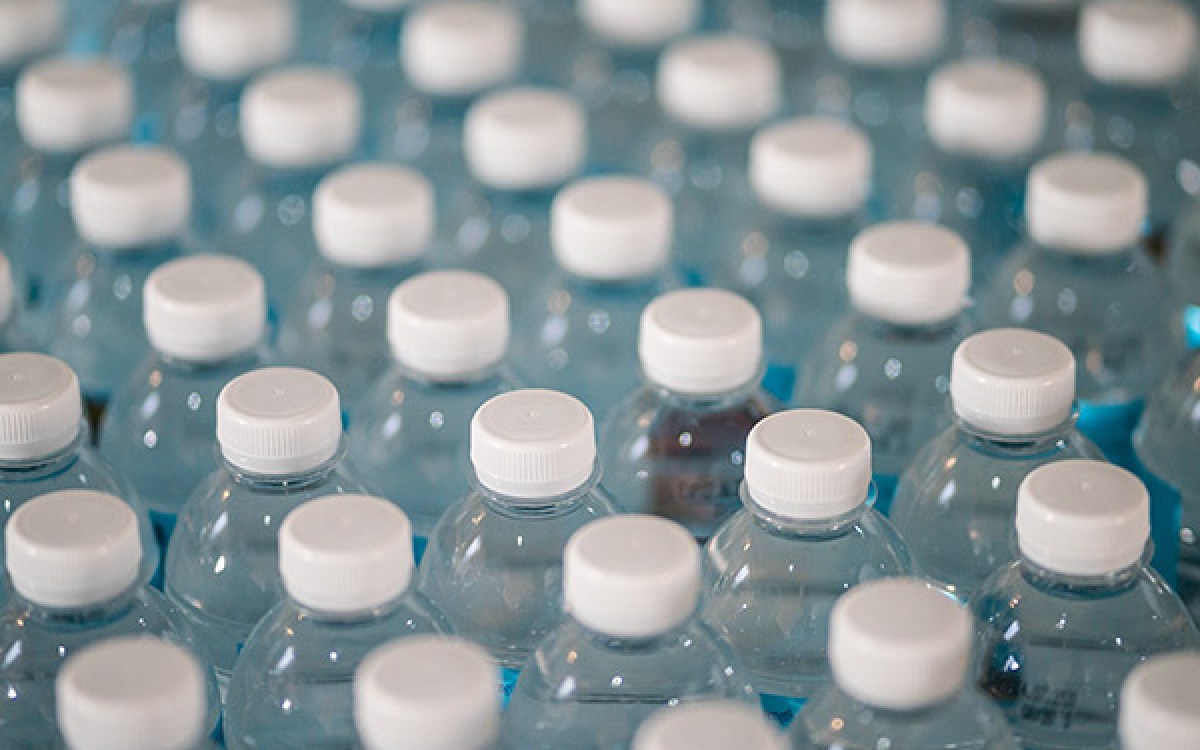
[320,7,404,155]
[104,0,180,143]
[444,186,558,301]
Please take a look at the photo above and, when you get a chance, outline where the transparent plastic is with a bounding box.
[319,5,404,155]
[104,0,180,142]
[599,380,777,542]
[890,416,1104,602]
[971,553,1200,750]
[703,484,913,724]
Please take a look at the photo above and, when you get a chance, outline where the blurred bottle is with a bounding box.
[104,0,182,142]
[715,0,823,113]
[634,701,788,750]
[317,0,407,139]
[1117,653,1200,750]
[0,0,63,180]
[0,253,29,352]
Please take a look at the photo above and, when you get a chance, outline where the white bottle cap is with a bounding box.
[1017,460,1150,576]
[750,117,872,219]
[16,57,132,153]
[144,254,266,363]
[552,176,672,281]
[633,701,787,750]
[314,163,434,269]
[57,637,207,750]
[829,577,972,711]
[1119,653,1200,750]
[563,515,700,639]
[926,59,1046,160]
[0,253,14,328]
[0,352,82,461]
[464,87,586,190]
[216,367,342,475]
[402,1,522,98]
[0,0,62,70]
[951,328,1076,436]
[279,494,414,613]
[387,270,509,380]
[581,0,698,48]
[5,489,141,608]
[744,409,873,520]
[638,288,762,395]
[355,636,499,750]
[847,221,970,325]
[1080,1,1197,87]
[241,66,362,170]
[70,145,191,250]
[470,389,596,499]
[826,0,946,68]
[657,35,781,131]
[1026,152,1147,254]
[178,0,294,82]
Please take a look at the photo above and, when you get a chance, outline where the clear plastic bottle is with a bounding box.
[954,0,1080,88]
[0,0,62,183]
[796,221,972,514]
[599,288,777,542]
[819,0,946,212]
[1,57,132,309]
[715,117,873,402]
[57,636,217,750]
[500,514,758,750]
[512,176,679,423]
[649,34,782,280]
[977,153,1174,472]
[98,254,269,571]
[890,328,1103,602]
[0,253,28,352]
[347,270,518,558]
[212,65,362,307]
[703,409,914,725]
[1167,201,1200,349]
[634,701,788,750]
[41,145,191,409]
[169,0,296,241]
[419,388,619,699]
[900,59,1046,285]
[789,578,1017,750]
[0,352,159,589]
[277,163,432,396]
[355,636,500,750]
[971,460,1200,750]
[103,0,181,142]
[1066,1,1198,238]
[0,490,217,749]
[225,494,449,750]
[449,86,586,299]
[317,0,406,143]
[164,367,370,693]
[1117,653,1200,750]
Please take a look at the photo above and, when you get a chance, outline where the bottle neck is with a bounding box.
[647,374,770,411]
[0,430,87,479]
[954,413,1080,458]
[859,314,963,341]
[1018,551,1147,595]
[285,585,414,626]
[390,359,509,389]
[220,441,347,492]
[472,466,605,515]
[21,586,138,628]
[155,347,266,375]
[742,481,872,538]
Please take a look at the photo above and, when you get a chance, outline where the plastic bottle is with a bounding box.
[355,636,500,750]
[712,0,821,113]
[169,0,296,240]
[500,514,758,750]
[347,270,518,558]
[703,409,913,725]
[890,328,1103,602]
[213,65,362,307]
[901,59,1046,284]
[789,578,1017,750]
[0,490,217,749]
[955,0,1080,88]
[1167,203,1200,349]
[277,163,432,396]
[57,637,216,750]
[715,117,873,402]
[650,34,782,279]
[164,367,370,694]
[41,144,191,410]
[599,287,777,542]
[634,701,788,750]
[419,388,619,700]
[1,57,131,308]
[977,153,1174,472]
[318,0,407,138]
[512,175,679,423]
[796,221,972,514]
[450,86,586,298]
[225,494,449,750]
[820,0,946,212]
[0,352,159,589]
[104,0,181,142]
[0,0,62,181]
[1066,0,1198,238]
[0,253,27,352]
[1117,653,1200,750]
[972,460,1200,750]
[98,254,269,571]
